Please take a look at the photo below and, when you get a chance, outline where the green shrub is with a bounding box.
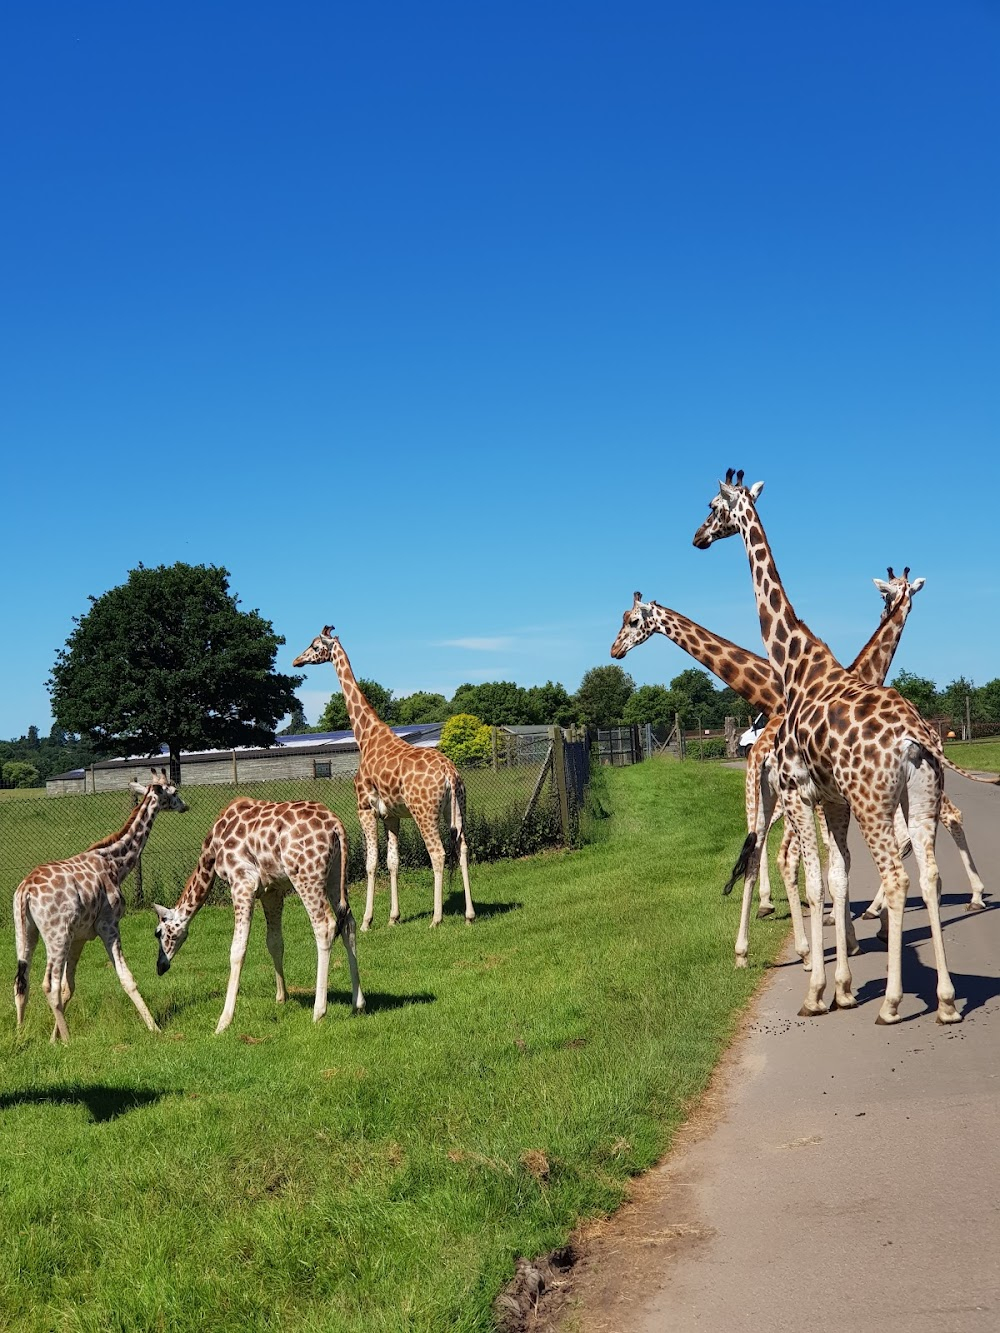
[439,713,493,767]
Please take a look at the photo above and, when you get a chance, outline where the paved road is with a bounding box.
[563,775,1000,1333]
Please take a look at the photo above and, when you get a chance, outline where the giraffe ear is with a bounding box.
[910,577,925,594]
[749,481,764,500]
[128,780,147,795]
[153,903,170,921]
[873,578,893,596]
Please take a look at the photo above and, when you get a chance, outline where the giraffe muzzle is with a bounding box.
[156,949,171,976]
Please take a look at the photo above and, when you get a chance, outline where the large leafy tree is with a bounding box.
[523,681,579,727]
[48,563,302,781]
[889,669,938,717]
[448,681,528,726]
[574,665,635,728]
[317,678,395,731]
[395,691,449,724]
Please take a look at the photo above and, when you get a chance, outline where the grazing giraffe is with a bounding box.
[153,798,364,1034]
[692,471,999,1023]
[292,627,475,930]
[13,768,187,1042]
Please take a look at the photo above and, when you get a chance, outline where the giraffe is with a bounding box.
[153,798,364,1034]
[13,768,187,1042]
[730,568,923,969]
[692,471,999,1023]
[611,570,919,967]
[292,627,475,930]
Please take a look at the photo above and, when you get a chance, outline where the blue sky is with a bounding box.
[2,1,997,735]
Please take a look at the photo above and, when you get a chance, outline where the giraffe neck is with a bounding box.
[174,841,217,921]
[329,638,392,751]
[734,504,836,690]
[89,791,159,881]
[848,594,912,687]
[647,604,782,713]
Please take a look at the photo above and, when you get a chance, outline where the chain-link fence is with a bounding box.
[0,731,590,925]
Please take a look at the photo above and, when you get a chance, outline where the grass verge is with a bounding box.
[0,759,788,1332]
[943,738,1000,773]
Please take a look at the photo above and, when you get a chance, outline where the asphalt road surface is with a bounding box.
[561,773,1000,1333]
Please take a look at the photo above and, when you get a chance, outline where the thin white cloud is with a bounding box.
[440,636,516,652]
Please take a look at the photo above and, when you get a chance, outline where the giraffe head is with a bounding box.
[692,469,764,549]
[127,767,188,813]
[292,625,337,667]
[152,902,190,974]
[874,566,925,620]
[611,592,657,659]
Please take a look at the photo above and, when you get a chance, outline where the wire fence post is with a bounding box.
[550,726,571,845]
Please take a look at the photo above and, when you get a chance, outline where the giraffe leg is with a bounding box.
[411,806,446,927]
[216,887,255,1034]
[907,774,961,1023]
[823,803,857,1009]
[259,890,287,1004]
[940,795,987,910]
[776,820,810,967]
[385,814,401,925]
[99,927,160,1034]
[755,811,776,918]
[851,807,909,1025]
[59,936,87,1011]
[781,787,828,1016]
[339,904,366,1013]
[457,828,475,924]
[42,939,72,1043]
[732,754,773,967]
[358,806,379,931]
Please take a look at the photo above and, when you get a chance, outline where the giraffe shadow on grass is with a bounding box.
[402,896,523,926]
[0,1084,167,1123]
[287,989,436,1015]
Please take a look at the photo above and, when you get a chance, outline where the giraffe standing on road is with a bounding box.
[153,797,364,1034]
[692,471,998,1023]
[13,768,187,1042]
[293,627,475,930]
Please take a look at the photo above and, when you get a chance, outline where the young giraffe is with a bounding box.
[292,627,475,930]
[13,768,187,1042]
[153,798,364,1034]
[612,570,918,966]
[692,471,999,1023]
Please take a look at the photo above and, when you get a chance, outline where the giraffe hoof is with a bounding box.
[755,904,775,919]
[360,921,372,933]
[935,1007,962,1024]
[848,942,862,957]
[388,916,400,927]
[734,955,749,969]
[832,993,858,1010]
[861,909,879,920]
[875,1010,902,1026]
[965,902,986,913]
[797,1002,828,1018]
[822,913,835,927]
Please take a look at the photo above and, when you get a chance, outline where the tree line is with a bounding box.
[3,560,995,790]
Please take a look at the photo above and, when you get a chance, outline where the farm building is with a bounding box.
[44,726,444,796]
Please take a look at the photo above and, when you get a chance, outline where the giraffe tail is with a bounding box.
[13,885,32,997]
[445,775,467,878]
[723,832,757,896]
[939,753,1000,786]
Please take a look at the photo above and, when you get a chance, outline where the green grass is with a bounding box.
[943,738,1000,772]
[0,759,787,1331]
[0,766,559,924]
